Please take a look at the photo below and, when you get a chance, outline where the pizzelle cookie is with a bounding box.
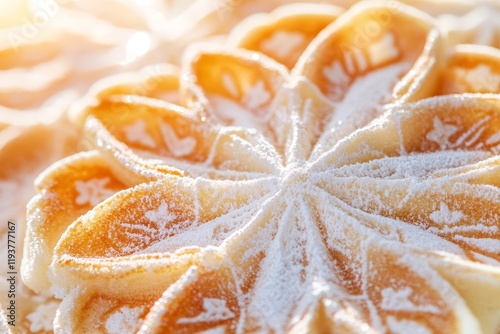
[15,1,500,333]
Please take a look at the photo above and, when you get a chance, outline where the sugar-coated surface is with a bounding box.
[6,0,500,334]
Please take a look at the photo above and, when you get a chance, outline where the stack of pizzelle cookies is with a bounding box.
[1,0,500,333]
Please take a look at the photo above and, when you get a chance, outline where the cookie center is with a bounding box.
[280,164,310,189]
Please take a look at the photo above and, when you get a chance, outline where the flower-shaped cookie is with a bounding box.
[21,2,500,333]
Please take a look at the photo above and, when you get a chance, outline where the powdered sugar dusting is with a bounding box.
[456,64,500,92]
[454,236,500,253]
[426,117,458,149]
[381,287,440,313]
[453,116,490,148]
[314,61,408,152]
[75,178,116,206]
[242,80,271,112]
[334,62,406,122]
[211,95,254,127]
[26,300,59,333]
[105,306,144,334]
[210,92,271,129]
[159,122,196,157]
[123,119,156,148]
[199,326,227,334]
[486,131,500,145]
[145,201,177,229]
[260,31,305,60]
[329,151,491,180]
[177,298,234,324]
[429,203,464,225]
[323,60,351,100]
[387,317,431,334]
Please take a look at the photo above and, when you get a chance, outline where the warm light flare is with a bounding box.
[0,0,30,28]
